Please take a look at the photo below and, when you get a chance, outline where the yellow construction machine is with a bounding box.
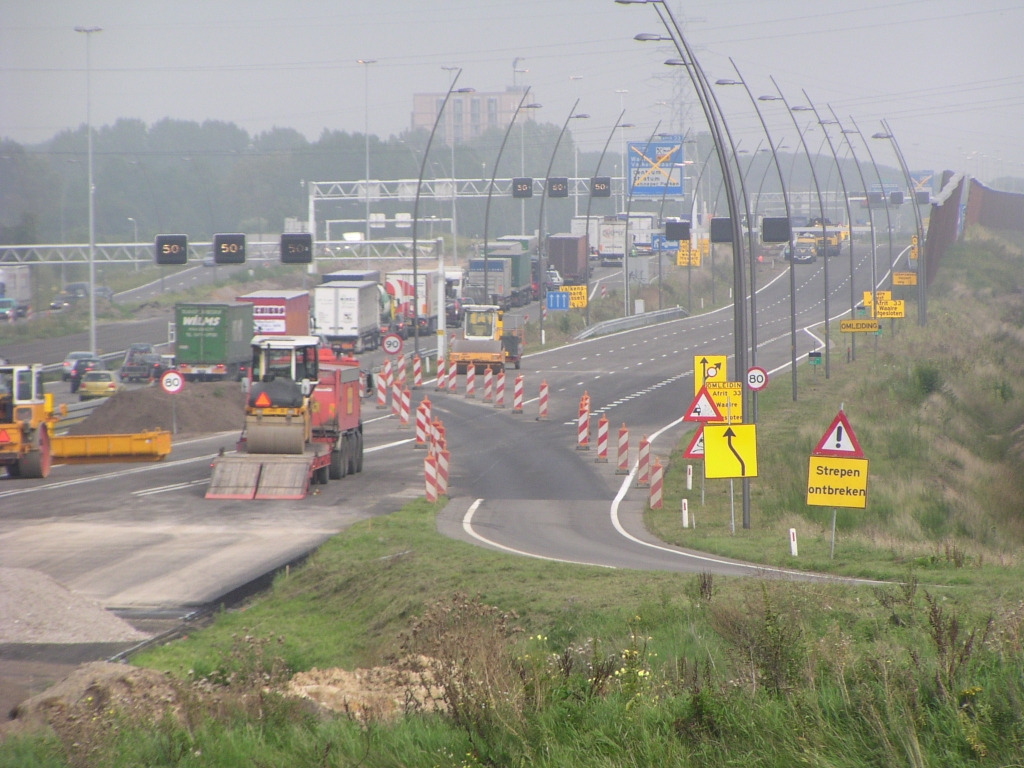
[448,304,524,374]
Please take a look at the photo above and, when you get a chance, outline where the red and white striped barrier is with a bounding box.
[395,354,406,389]
[431,418,442,452]
[596,415,609,462]
[538,379,549,421]
[376,369,388,410]
[512,374,524,414]
[465,364,475,398]
[448,358,458,395]
[616,423,629,474]
[437,449,450,496]
[414,401,429,448]
[636,435,651,488]
[382,358,393,390]
[424,452,438,502]
[435,420,446,449]
[391,380,401,418]
[576,395,590,451]
[494,370,505,408]
[399,387,412,428]
[436,356,446,391]
[483,366,493,403]
[420,395,431,425]
[649,457,663,509]
[600,284,607,299]
[412,354,422,389]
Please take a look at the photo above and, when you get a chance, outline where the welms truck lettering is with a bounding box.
[181,316,221,327]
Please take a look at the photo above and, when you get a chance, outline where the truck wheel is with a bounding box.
[515,360,521,370]
[355,432,364,473]
[6,462,20,478]
[19,428,51,479]
[330,439,347,479]
[347,433,358,475]
[317,465,330,485]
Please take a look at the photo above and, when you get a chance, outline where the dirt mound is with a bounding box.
[288,656,445,722]
[68,381,246,437]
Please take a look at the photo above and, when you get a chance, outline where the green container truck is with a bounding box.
[174,302,254,381]
[482,247,533,307]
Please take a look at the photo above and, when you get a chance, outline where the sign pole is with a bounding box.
[172,400,177,436]
[830,508,837,559]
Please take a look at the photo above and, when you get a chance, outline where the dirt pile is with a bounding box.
[68,381,246,436]
[288,656,445,722]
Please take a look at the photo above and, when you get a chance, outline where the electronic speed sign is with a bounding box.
[547,177,569,198]
[213,233,246,264]
[155,234,188,265]
[746,366,768,392]
[280,232,313,264]
[591,176,611,198]
[512,177,534,199]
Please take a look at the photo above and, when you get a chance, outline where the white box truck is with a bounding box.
[314,281,380,354]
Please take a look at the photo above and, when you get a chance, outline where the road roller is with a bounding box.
[206,335,364,500]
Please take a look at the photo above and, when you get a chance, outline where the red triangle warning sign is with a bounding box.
[682,426,704,459]
[684,385,723,423]
[253,391,272,408]
[812,410,864,458]
[0,429,9,443]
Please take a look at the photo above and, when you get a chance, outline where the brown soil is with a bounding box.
[68,381,247,437]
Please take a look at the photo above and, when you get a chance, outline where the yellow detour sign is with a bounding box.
[876,299,905,319]
[704,424,758,478]
[705,381,742,423]
[676,242,690,266]
[909,246,919,260]
[699,238,710,255]
[806,456,868,508]
[893,271,917,286]
[559,285,588,308]
[693,355,727,394]
[875,290,892,303]
[840,319,880,333]
[862,291,873,306]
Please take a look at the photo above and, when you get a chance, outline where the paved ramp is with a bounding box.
[206,456,312,500]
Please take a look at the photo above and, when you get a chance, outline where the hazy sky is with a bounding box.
[2,1,1022,182]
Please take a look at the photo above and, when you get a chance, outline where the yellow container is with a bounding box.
[50,430,172,463]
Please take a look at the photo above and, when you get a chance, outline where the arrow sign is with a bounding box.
[812,410,864,458]
[704,424,758,478]
[723,427,745,475]
[682,426,704,459]
[684,385,724,423]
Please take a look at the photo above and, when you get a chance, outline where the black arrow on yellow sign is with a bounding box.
[723,427,745,476]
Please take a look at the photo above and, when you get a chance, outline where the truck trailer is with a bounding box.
[547,234,589,286]
[313,281,380,354]
[174,302,254,381]
[385,270,439,333]
[236,290,310,336]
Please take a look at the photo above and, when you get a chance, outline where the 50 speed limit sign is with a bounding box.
[160,369,184,395]
[746,366,768,392]
[382,333,403,356]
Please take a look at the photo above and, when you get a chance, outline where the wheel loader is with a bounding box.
[448,304,524,374]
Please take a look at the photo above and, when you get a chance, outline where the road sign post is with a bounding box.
[159,369,184,435]
[807,410,869,558]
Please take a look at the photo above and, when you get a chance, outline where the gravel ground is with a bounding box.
[0,568,150,644]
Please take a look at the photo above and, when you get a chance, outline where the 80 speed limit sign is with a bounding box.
[746,366,768,392]
[160,369,185,395]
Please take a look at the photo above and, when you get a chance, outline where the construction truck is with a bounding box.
[205,335,363,501]
[0,364,171,479]
[448,305,524,374]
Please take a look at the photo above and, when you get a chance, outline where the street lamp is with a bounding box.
[442,66,461,258]
[584,112,631,325]
[412,70,473,356]
[127,216,138,271]
[357,59,376,242]
[482,89,539,303]
[537,101,588,345]
[851,116,894,309]
[873,122,927,326]
[570,75,584,217]
[615,89,629,210]
[75,25,101,355]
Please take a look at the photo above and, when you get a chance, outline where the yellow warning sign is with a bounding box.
[875,290,891,303]
[705,381,742,423]
[893,271,917,286]
[840,319,880,333]
[875,300,905,319]
[693,355,727,394]
[699,238,710,255]
[559,285,588,308]
[806,456,868,508]
[704,424,758,478]
[675,242,690,267]
[862,290,873,306]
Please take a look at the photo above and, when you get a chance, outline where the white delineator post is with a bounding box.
[789,528,799,557]
[681,498,689,529]
[616,423,629,475]
[636,435,650,488]
[512,374,524,414]
[494,369,505,408]
[686,464,693,491]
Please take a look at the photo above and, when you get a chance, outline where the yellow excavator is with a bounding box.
[448,304,524,374]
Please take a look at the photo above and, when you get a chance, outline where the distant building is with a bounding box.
[411,86,536,145]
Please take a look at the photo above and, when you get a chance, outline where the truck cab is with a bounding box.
[0,364,55,478]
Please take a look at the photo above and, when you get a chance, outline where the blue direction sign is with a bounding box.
[650,234,680,252]
[546,291,570,311]
[628,135,685,197]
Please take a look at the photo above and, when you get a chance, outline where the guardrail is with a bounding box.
[574,306,689,341]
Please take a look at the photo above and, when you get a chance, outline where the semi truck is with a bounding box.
[205,335,364,500]
[384,270,439,333]
[236,290,310,336]
[547,234,589,286]
[467,250,532,308]
[174,302,254,381]
[313,281,380,354]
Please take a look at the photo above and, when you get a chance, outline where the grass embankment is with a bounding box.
[648,233,1024,584]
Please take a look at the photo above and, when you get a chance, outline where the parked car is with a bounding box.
[68,357,104,393]
[61,351,94,381]
[78,370,125,402]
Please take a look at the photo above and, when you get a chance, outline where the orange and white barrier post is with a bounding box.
[412,354,422,389]
[375,369,388,410]
[636,435,650,488]
[576,395,590,451]
[420,395,431,426]
[414,401,429,448]
[436,356,446,391]
[424,452,438,502]
[482,366,493,403]
[448,358,458,395]
[391,379,402,418]
[494,369,505,408]
[399,387,412,428]
[395,354,406,389]
[465,364,476,398]
[537,379,549,421]
[649,457,664,509]
[382,358,393,390]
[437,448,450,496]
[616,423,629,474]
[596,415,609,462]
[431,418,442,452]
[512,374,524,414]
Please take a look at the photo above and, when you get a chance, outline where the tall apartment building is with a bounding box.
[411,86,536,145]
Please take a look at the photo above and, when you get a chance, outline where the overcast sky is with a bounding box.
[2,0,1022,183]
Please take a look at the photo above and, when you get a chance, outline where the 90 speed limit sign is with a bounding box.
[382,333,403,356]
[746,366,768,392]
[160,369,185,395]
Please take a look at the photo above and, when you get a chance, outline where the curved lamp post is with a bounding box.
[481,89,540,303]
[357,59,376,241]
[537,101,588,345]
[583,111,630,325]
[851,116,894,300]
[412,70,473,355]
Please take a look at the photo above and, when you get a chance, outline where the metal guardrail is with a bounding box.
[574,306,689,341]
